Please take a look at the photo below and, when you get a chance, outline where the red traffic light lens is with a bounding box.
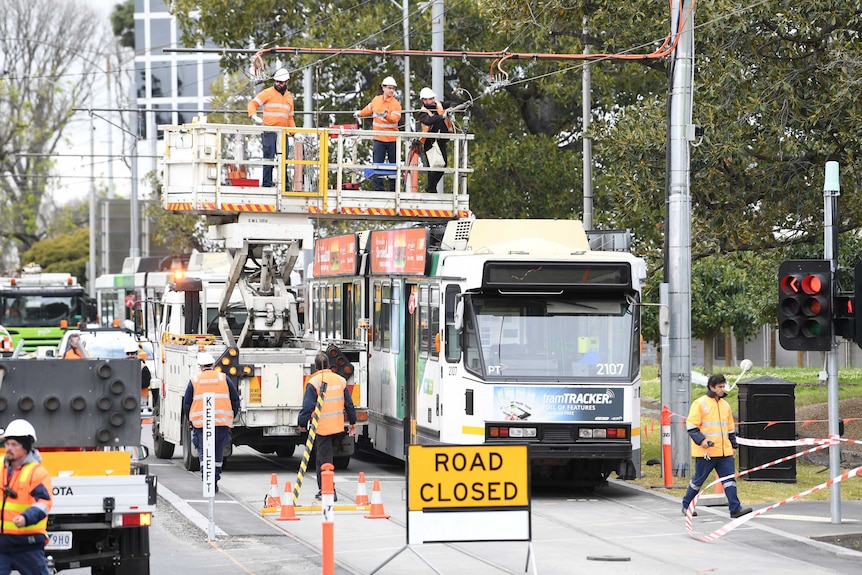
[802,274,824,294]
[780,275,800,295]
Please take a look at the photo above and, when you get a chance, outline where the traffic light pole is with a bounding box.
[823,161,842,524]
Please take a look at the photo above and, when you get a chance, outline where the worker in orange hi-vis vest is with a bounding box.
[63,334,90,359]
[298,352,356,501]
[248,67,296,187]
[0,419,53,575]
[354,76,402,191]
[181,352,240,493]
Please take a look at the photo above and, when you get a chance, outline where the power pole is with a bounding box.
[666,0,695,476]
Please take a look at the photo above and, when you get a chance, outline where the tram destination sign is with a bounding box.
[369,228,428,275]
[483,261,631,289]
[313,233,358,277]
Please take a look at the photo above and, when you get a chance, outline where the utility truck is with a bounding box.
[0,358,155,574]
[151,119,474,470]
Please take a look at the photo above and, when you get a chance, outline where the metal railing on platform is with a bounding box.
[160,122,473,220]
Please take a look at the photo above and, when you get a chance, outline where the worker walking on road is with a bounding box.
[0,419,53,575]
[354,76,402,191]
[298,352,356,500]
[681,374,753,519]
[181,352,240,493]
[417,87,453,194]
[248,67,296,187]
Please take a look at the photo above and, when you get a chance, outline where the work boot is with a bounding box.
[682,507,697,517]
[730,507,753,519]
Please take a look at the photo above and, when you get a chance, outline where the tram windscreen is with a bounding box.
[462,294,637,381]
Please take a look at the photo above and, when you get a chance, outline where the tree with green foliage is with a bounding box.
[168,1,862,351]
[20,228,90,283]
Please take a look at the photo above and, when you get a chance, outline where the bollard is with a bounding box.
[321,463,335,575]
[661,405,673,488]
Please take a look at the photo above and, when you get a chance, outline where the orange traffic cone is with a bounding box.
[714,480,725,494]
[276,482,300,521]
[266,473,281,508]
[364,479,390,519]
[355,472,369,506]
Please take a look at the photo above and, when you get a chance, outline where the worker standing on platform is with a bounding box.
[248,68,296,187]
[354,76,402,191]
[417,87,453,194]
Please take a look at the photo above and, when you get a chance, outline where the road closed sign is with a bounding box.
[407,444,530,545]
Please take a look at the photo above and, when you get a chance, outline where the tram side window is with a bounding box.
[444,285,461,362]
[353,281,363,340]
[373,282,391,351]
[385,282,395,352]
[333,284,342,339]
[419,286,429,358]
[430,286,440,359]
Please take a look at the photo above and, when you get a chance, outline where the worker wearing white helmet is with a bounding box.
[247,67,296,187]
[0,419,53,573]
[181,352,240,492]
[354,75,402,191]
[418,86,453,193]
[125,341,152,393]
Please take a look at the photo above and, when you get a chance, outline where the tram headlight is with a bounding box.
[489,426,537,439]
[579,427,628,439]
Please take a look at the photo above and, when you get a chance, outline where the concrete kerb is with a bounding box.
[158,482,227,538]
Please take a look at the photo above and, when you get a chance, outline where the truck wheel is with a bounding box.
[275,444,296,458]
[152,426,175,459]
[181,417,200,472]
[98,526,150,575]
[333,456,350,470]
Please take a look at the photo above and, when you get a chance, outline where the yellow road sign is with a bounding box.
[408,444,529,511]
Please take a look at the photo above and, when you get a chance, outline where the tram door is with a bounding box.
[403,283,420,456]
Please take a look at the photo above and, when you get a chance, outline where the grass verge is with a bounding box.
[637,365,862,503]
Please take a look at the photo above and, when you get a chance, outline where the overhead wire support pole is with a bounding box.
[667,0,695,477]
[823,161,842,523]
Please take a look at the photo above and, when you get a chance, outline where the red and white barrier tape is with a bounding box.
[684,435,862,541]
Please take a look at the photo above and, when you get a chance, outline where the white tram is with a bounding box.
[307,219,647,484]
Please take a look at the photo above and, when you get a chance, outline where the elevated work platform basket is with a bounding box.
[160,123,473,221]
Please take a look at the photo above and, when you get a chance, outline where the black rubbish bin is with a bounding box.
[737,376,797,482]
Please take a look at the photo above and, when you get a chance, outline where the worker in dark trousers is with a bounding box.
[298,352,356,500]
[417,87,453,193]
[182,352,240,493]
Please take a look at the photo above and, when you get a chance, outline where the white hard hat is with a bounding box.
[4,419,37,442]
[197,352,216,366]
[273,68,290,82]
[124,341,139,354]
[419,87,436,100]
[381,76,397,88]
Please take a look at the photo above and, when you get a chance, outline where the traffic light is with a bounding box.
[326,343,354,380]
[778,260,832,351]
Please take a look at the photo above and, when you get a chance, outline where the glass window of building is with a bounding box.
[176,61,198,97]
[150,61,172,98]
[150,19,173,51]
